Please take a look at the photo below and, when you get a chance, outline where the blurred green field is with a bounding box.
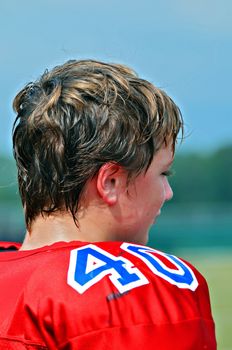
[179,249,232,350]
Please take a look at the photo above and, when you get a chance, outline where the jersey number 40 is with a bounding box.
[67,243,198,294]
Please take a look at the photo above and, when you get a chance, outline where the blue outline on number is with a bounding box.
[67,244,149,294]
[121,243,198,291]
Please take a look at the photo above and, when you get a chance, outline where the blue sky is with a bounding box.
[0,0,231,155]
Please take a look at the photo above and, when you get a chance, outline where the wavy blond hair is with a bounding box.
[13,59,183,227]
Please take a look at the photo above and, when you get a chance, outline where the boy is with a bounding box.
[0,60,216,349]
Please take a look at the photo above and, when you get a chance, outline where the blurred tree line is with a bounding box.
[0,144,232,207]
[170,144,232,204]
[0,156,20,206]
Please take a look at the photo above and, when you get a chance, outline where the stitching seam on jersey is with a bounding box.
[0,335,47,349]
[59,317,215,348]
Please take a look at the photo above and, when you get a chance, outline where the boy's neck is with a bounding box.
[20,211,109,251]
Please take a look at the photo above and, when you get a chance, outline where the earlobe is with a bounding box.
[96,163,125,205]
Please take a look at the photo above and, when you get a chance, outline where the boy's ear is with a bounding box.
[96,163,127,205]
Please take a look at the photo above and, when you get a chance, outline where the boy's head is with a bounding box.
[13,59,183,228]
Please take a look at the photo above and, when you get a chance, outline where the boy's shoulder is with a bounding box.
[0,239,208,299]
[0,240,216,349]
[20,240,209,312]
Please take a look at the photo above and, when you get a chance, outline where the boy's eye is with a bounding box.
[162,169,174,177]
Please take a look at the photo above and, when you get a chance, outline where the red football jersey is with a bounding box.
[0,240,216,349]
